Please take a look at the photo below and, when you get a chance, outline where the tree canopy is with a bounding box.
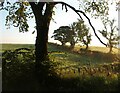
[51,26,72,46]
[74,19,91,50]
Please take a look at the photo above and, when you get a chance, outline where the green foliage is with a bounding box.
[70,19,91,50]
[78,0,109,18]
[51,26,73,46]
[52,20,91,49]
[2,44,120,92]
[2,48,36,91]
[2,1,33,32]
[2,48,35,71]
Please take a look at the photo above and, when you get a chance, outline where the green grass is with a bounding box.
[1,44,34,51]
[1,43,120,92]
[48,43,119,66]
[1,42,120,67]
[1,43,120,67]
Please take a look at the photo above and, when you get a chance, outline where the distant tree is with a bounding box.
[78,20,91,50]
[82,34,92,50]
[71,19,91,50]
[68,27,77,48]
[69,22,78,48]
[99,17,120,53]
[51,26,71,46]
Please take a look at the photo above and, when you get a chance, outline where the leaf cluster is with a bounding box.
[70,19,91,48]
[79,0,109,18]
[1,1,34,32]
[51,26,72,45]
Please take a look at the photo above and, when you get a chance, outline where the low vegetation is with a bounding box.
[1,43,120,92]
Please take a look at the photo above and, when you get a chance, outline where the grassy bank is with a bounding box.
[1,43,120,92]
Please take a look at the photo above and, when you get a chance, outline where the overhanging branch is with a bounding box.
[53,2,107,46]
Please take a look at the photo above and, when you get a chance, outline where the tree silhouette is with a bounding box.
[71,19,91,50]
[99,17,120,53]
[51,26,72,46]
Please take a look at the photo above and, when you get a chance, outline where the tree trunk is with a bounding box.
[83,39,88,50]
[62,42,65,46]
[109,45,112,53]
[70,41,75,49]
[85,44,88,50]
[35,17,49,70]
[109,40,112,53]
[29,3,54,76]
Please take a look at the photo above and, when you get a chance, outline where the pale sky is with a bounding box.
[0,0,119,47]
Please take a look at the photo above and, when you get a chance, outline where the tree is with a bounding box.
[69,29,76,49]
[51,26,71,46]
[69,22,79,48]
[0,1,107,75]
[71,19,91,50]
[52,25,76,48]
[99,17,120,53]
[77,20,91,50]
[1,1,55,74]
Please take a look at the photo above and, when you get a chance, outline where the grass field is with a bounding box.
[1,43,120,92]
[1,43,119,65]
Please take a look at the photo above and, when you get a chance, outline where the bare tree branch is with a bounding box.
[53,2,107,46]
[54,2,83,20]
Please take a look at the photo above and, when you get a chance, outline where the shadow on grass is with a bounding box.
[79,50,118,64]
[2,59,120,92]
[48,44,119,65]
[3,69,120,92]
[2,47,120,92]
